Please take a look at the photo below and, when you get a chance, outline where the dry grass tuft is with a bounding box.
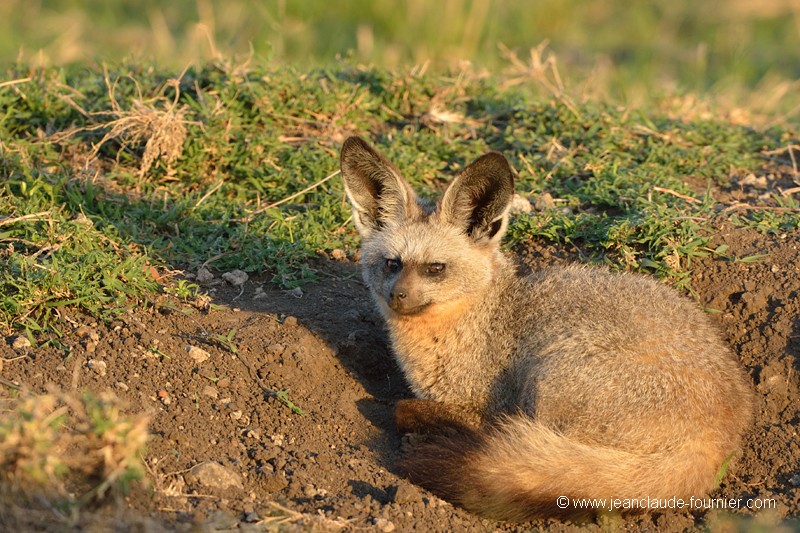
[57,70,195,180]
[0,387,150,528]
[258,501,353,531]
[499,41,582,119]
[0,393,66,487]
[95,77,189,178]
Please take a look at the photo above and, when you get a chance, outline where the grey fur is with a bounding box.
[340,136,753,521]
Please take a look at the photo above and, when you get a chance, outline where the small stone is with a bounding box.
[157,389,171,405]
[73,213,94,227]
[185,462,244,491]
[509,193,532,213]
[202,385,219,399]
[331,249,347,261]
[196,266,214,283]
[253,286,268,300]
[740,173,768,188]
[192,293,212,311]
[222,269,248,286]
[217,377,230,388]
[11,336,31,351]
[283,316,298,327]
[260,471,288,493]
[790,474,800,487]
[86,359,107,376]
[75,325,100,342]
[289,287,303,298]
[230,410,243,420]
[243,512,261,523]
[186,345,211,364]
[373,518,395,532]
[85,341,97,353]
[390,482,422,504]
[534,192,556,211]
[267,343,285,356]
[115,382,130,392]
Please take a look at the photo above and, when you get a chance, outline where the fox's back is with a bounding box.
[499,267,751,450]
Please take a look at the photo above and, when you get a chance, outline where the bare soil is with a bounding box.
[2,226,799,531]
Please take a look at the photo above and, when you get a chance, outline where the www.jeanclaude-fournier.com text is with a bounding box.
[557,495,777,513]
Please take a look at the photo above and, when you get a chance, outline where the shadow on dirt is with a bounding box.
[211,260,412,470]
[231,260,407,399]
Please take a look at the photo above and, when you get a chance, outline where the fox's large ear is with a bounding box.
[340,136,419,238]
[440,152,514,244]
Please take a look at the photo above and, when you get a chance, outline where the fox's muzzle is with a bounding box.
[388,274,429,315]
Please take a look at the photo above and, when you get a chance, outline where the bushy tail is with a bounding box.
[399,416,720,521]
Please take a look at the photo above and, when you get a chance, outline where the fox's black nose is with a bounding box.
[390,289,407,301]
[389,288,408,311]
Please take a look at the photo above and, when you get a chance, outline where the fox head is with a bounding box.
[340,136,515,318]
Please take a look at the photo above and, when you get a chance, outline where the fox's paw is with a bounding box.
[395,399,429,434]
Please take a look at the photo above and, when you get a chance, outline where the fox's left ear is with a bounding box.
[440,152,514,244]
[340,136,421,239]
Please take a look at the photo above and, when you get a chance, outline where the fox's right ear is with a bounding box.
[340,136,419,238]
[440,151,514,245]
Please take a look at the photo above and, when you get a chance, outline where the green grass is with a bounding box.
[1,59,797,336]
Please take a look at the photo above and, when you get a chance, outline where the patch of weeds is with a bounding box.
[0,175,161,336]
[76,73,191,178]
[165,279,200,301]
[271,390,304,416]
[502,99,789,288]
[0,389,149,527]
[78,392,149,501]
[728,194,800,234]
[508,201,716,290]
[209,328,239,354]
[708,244,771,264]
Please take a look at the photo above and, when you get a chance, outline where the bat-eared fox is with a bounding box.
[340,136,752,521]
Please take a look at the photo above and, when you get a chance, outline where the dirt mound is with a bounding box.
[1,225,798,531]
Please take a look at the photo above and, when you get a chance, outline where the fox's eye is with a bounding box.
[427,262,446,275]
[385,258,402,273]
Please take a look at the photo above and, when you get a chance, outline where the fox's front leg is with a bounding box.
[395,399,482,435]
